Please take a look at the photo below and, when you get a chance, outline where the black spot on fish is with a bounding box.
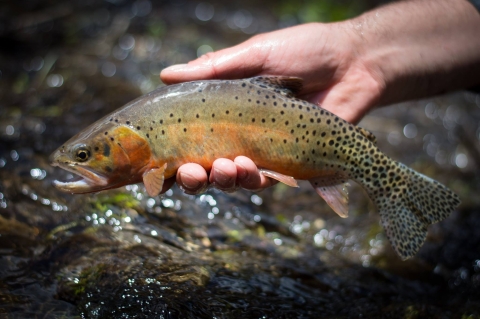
[110,137,114,141]
[162,130,165,134]
[196,114,199,118]
[226,110,230,114]
[242,83,246,87]
[115,119,118,123]
[239,113,243,117]
[262,119,265,123]
[170,113,173,117]
[126,121,130,124]
[146,134,149,138]
[105,166,113,173]
[299,105,302,109]
[285,121,289,125]
[272,118,275,122]
[252,118,256,122]
[299,115,303,120]
[257,100,260,104]
[184,128,187,132]
[160,120,163,124]
[327,119,331,124]
[104,132,108,135]
[109,118,113,121]
[150,127,153,131]
[284,139,287,143]
[235,96,238,100]
[137,126,141,130]
[178,118,181,123]
[202,99,205,103]
[274,102,277,106]
[94,146,99,151]
[212,114,215,118]
[211,128,214,132]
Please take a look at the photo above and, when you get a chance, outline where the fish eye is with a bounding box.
[74,146,91,162]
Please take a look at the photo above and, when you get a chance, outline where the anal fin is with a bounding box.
[309,176,350,218]
[259,169,299,188]
[143,163,167,197]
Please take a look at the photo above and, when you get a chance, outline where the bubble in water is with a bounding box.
[387,131,401,145]
[195,3,214,21]
[250,194,263,205]
[119,34,135,51]
[232,10,253,29]
[403,123,417,138]
[5,125,14,136]
[455,153,468,168]
[47,74,64,87]
[10,150,19,161]
[425,102,438,119]
[132,0,152,17]
[197,44,213,58]
[101,62,116,77]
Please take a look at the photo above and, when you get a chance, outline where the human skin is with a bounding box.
[159,0,480,194]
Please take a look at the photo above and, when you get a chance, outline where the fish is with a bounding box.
[50,76,461,260]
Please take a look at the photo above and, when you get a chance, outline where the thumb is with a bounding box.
[160,40,267,84]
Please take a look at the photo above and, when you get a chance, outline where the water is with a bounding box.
[1,0,480,318]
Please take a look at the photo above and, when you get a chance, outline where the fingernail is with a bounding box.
[163,64,188,72]
[236,163,248,180]
[211,168,234,188]
[179,172,201,190]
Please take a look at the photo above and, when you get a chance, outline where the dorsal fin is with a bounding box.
[250,76,303,97]
[358,127,377,145]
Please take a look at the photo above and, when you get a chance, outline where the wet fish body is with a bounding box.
[50,76,460,259]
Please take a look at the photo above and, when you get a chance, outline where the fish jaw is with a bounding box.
[51,159,110,194]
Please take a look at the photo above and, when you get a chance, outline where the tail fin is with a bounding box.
[368,162,460,260]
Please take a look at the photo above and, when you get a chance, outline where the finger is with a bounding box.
[160,36,268,84]
[234,156,277,190]
[209,158,238,192]
[176,163,209,195]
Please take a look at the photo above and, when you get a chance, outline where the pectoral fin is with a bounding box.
[143,163,167,197]
[309,176,350,218]
[259,169,299,187]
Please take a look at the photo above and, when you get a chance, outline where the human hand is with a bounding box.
[160,0,480,195]
[160,23,380,194]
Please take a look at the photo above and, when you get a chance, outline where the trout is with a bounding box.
[50,76,460,259]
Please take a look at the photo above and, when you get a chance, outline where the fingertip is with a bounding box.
[210,158,237,191]
[177,163,208,195]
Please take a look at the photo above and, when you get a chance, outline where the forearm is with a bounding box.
[350,0,480,106]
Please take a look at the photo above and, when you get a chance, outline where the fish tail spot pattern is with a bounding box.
[368,162,461,259]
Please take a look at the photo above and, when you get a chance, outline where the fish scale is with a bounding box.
[50,76,461,260]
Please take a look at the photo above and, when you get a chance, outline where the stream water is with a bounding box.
[0,0,479,318]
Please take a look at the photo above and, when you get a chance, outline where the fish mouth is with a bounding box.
[51,161,109,194]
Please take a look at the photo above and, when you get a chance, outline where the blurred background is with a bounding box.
[0,0,479,318]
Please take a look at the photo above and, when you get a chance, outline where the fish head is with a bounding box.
[50,123,153,194]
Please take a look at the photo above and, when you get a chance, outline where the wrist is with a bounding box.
[348,0,480,106]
